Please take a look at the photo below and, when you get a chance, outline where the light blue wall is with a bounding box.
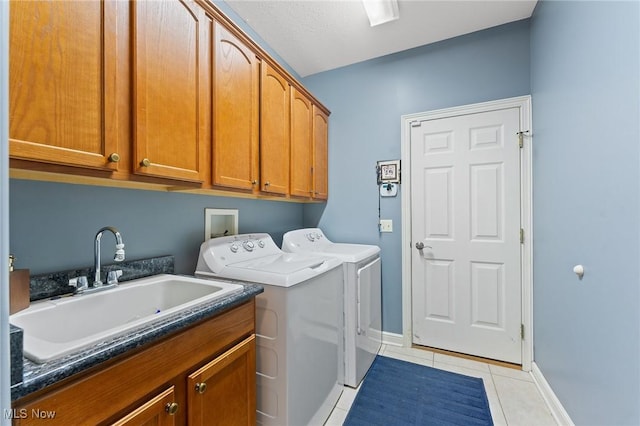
[9,180,303,275]
[530,1,640,424]
[302,20,531,333]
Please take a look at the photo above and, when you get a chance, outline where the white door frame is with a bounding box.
[400,95,533,371]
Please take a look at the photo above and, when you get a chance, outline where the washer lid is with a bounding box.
[197,253,342,287]
[231,253,326,274]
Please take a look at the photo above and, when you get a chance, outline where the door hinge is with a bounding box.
[521,324,525,340]
[520,228,524,244]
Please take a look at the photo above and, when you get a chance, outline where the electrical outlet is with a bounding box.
[379,219,393,233]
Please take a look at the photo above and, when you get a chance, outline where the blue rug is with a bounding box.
[344,355,493,426]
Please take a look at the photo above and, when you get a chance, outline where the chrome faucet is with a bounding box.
[93,226,125,288]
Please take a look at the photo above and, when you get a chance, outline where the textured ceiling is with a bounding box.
[226,0,538,77]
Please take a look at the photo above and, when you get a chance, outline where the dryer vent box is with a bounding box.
[204,208,238,240]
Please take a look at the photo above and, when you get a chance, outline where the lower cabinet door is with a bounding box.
[187,335,256,426]
[110,387,178,426]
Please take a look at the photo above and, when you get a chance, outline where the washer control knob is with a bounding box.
[314,232,322,239]
[257,240,265,248]
[230,244,239,253]
[242,240,255,251]
[306,233,315,242]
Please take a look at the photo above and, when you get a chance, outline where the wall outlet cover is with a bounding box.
[379,219,393,232]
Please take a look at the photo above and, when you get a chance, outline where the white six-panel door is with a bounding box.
[410,107,522,364]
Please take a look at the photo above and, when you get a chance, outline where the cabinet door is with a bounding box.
[132,0,210,182]
[111,387,178,426]
[289,88,312,198]
[187,335,256,426]
[260,64,290,195]
[9,0,119,171]
[312,106,329,200]
[212,23,260,190]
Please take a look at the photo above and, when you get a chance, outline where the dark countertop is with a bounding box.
[11,281,263,401]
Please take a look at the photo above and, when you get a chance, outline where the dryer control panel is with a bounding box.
[282,228,332,252]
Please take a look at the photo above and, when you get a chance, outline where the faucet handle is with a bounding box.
[69,276,89,293]
[106,269,123,285]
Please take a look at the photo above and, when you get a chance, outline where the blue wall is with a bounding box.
[530,1,640,424]
[9,180,303,275]
[302,20,531,333]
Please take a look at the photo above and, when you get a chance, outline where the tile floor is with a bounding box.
[325,344,558,426]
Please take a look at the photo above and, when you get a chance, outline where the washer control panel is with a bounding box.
[218,234,279,260]
[198,233,282,273]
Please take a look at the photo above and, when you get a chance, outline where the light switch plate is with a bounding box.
[379,219,393,233]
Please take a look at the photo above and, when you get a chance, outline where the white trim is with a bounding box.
[531,362,575,426]
[381,331,404,347]
[400,96,533,370]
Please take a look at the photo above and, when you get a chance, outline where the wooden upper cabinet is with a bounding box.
[312,106,329,200]
[212,22,260,191]
[132,0,210,183]
[9,0,119,171]
[289,88,312,198]
[260,64,290,196]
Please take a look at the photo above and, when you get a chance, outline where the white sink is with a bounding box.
[10,274,243,363]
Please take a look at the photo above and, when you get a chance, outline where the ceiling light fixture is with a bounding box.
[362,0,399,27]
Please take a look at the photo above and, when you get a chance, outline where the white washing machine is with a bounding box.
[282,228,382,388]
[195,233,344,426]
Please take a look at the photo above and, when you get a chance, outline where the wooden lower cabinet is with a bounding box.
[12,301,256,426]
[187,336,256,426]
[111,387,178,426]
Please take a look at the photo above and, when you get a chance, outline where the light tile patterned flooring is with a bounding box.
[325,344,558,426]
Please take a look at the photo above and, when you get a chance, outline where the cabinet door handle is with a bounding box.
[195,382,207,394]
[264,181,270,187]
[165,402,179,415]
[140,158,151,167]
[251,180,258,186]
[108,153,120,163]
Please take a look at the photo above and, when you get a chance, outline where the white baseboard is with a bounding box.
[531,362,574,426]
[382,331,404,347]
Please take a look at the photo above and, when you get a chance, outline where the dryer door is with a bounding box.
[356,257,382,384]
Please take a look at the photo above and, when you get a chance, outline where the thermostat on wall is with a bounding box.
[380,183,398,197]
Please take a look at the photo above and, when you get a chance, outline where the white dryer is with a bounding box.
[195,233,344,426]
[282,228,382,388]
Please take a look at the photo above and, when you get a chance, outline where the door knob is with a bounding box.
[140,158,151,167]
[415,242,432,250]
